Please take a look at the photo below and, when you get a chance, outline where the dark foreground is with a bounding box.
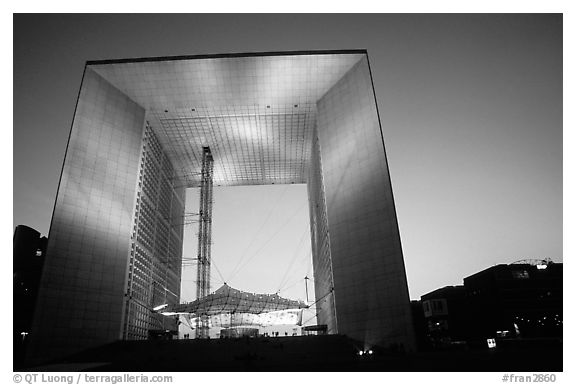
[23,335,562,372]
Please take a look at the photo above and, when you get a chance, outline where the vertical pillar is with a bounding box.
[27,67,146,364]
[314,56,416,351]
[195,147,214,338]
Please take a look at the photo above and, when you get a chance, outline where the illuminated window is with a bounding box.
[512,270,530,279]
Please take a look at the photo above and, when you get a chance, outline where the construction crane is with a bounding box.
[196,146,214,338]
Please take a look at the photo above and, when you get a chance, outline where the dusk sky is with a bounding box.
[13,14,562,302]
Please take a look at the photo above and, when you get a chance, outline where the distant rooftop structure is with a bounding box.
[511,258,555,266]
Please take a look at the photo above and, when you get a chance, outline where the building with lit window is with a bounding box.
[421,286,467,347]
[419,260,562,348]
[464,261,562,340]
[27,50,415,364]
[13,225,47,367]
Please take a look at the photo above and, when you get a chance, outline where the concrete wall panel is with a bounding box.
[315,56,415,350]
[27,68,145,363]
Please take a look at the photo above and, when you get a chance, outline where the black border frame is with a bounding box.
[86,49,367,66]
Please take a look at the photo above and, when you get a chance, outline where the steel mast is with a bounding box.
[195,146,214,338]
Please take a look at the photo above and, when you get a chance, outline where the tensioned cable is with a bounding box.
[152,281,180,299]
[277,249,314,296]
[301,312,319,327]
[306,252,313,277]
[276,277,306,295]
[276,253,312,295]
[276,229,309,292]
[226,184,291,282]
[181,250,253,289]
[227,201,307,283]
[299,291,326,327]
[180,274,224,286]
[304,288,333,310]
[300,290,333,327]
[179,275,224,289]
[210,258,226,284]
[181,254,225,284]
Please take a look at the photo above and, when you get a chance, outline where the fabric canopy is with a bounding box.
[160,284,307,317]
[186,310,304,328]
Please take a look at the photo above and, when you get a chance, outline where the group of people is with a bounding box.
[262,331,298,337]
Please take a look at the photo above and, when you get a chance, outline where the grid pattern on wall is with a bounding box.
[91,54,363,111]
[90,54,364,187]
[315,57,415,349]
[308,129,337,334]
[148,104,316,187]
[28,68,146,362]
[123,123,185,340]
